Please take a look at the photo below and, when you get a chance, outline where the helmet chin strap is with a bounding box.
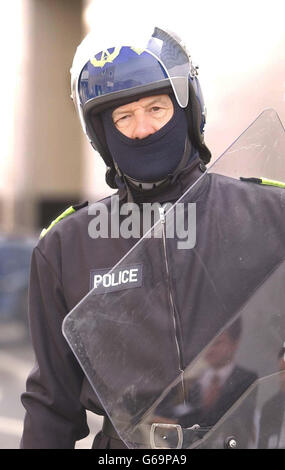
[113,135,192,195]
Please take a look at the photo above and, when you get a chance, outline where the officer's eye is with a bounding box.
[118,114,130,122]
[114,114,131,127]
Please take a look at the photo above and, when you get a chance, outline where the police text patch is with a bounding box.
[90,264,143,294]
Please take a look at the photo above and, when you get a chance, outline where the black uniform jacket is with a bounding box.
[20,157,285,448]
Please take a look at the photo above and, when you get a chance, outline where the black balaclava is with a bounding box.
[101,95,195,185]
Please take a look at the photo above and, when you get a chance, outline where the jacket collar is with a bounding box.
[117,154,207,204]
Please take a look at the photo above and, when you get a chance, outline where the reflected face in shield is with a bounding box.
[204,330,239,369]
[204,320,242,369]
[111,94,174,139]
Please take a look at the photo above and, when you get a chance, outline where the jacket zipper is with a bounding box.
[159,206,185,380]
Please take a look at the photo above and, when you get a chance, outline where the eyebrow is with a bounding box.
[112,97,167,118]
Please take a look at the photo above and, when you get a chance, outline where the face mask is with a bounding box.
[101,95,191,183]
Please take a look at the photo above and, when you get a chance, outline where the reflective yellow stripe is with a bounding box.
[39,206,76,239]
[261,178,285,189]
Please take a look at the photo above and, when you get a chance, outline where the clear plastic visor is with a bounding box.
[78,32,190,109]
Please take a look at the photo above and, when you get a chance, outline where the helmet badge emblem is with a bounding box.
[90,47,144,68]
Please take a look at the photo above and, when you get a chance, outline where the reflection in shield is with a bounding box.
[181,319,257,429]
[188,259,285,449]
[151,317,258,448]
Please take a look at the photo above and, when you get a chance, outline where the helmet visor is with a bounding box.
[78,47,169,108]
[78,27,191,110]
[147,27,191,108]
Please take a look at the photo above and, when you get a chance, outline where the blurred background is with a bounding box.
[0,0,284,448]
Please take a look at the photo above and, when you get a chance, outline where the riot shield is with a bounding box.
[62,109,285,448]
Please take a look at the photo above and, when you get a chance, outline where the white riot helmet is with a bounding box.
[71,26,210,187]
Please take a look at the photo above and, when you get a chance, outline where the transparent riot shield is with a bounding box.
[62,109,285,448]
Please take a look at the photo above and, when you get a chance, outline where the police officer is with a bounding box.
[21,26,211,449]
[21,26,285,449]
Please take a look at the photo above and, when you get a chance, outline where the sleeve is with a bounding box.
[20,246,89,449]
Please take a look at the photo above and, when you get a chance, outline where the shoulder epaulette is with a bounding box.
[40,201,88,239]
[240,177,285,189]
